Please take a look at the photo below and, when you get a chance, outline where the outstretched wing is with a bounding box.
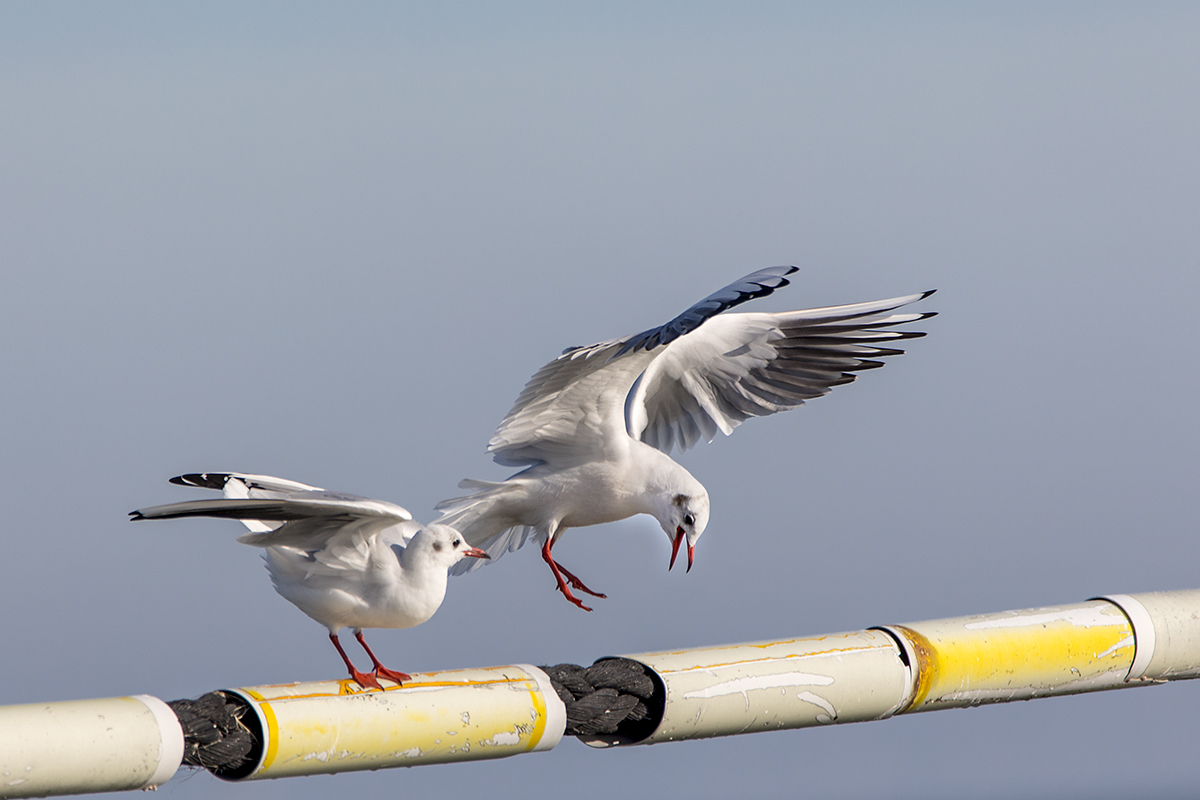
[487,267,800,468]
[624,291,936,454]
[168,472,327,533]
[131,473,418,572]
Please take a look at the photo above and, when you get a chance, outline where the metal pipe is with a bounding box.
[582,629,909,747]
[225,663,565,780]
[586,590,1200,747]
[1099,591,1200,681]
[0,695,182,799]
[3,589,1199,795]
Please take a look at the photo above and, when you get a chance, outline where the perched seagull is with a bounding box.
[131,472,488,689]
[436,266,935,610]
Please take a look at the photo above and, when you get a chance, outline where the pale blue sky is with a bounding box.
[2,3,1199,798]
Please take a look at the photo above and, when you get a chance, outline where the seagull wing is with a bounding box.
[132,474,417,573]
[624,291,936,454]
[486,339,653,467]
[486,267,801,468]
[170,472,326,494]
[168,472,327,533]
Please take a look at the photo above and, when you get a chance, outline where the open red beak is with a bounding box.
[463,547,490,559]
[669,527,695,573]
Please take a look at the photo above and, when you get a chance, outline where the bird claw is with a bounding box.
[351,670,383,691]
[559,588,594,612]
[542,538,603,610]
[374,667,411,685]
[555,563,606,598]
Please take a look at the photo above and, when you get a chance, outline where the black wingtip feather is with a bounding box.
[170,473,230,490]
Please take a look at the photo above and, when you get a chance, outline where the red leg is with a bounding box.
[540,537,604,611]
[329,632,382,690]
[354,629,411,685]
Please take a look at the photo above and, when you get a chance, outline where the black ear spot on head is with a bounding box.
[673,494,687,506]
[432,542,443,552]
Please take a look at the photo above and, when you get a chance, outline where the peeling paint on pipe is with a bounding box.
[226,664,565,780]
[0,695,182,799]
[583,629,909,747]
[3,590,1199,796]
[591,591,1200,747]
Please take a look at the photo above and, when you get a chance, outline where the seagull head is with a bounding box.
[408,524,491,570]
[654,487,709,573]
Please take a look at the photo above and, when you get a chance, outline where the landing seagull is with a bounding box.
[436,266,935,610]
[131,472,488,689]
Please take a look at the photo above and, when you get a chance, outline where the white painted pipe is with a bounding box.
[0,695,182,799]
[581,629,909,747]
[225,664,565,780]
[3,590,1198,795]
[1099,591,1200,681]
[585,589,1200,747]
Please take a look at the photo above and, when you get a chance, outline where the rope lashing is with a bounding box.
[166,658,661,775]
[541,658,660,737]
[166,692,257,773]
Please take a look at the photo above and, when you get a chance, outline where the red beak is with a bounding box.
[669,526,694,572]
[463,547,490,559]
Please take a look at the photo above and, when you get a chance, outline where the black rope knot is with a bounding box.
[167,691,257,773]
[540,658,662,739]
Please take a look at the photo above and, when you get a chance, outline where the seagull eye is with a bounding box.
[452,539,461,548]
[684,513,695,527]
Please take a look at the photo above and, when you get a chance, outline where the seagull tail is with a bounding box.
[435,480,542,576]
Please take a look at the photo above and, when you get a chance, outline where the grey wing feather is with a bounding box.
[167,472,328,533]
[132,474,415,556]
[626,290,936,454]
[615,266,798,356]
[486,339,651,467]
[130,494,412,526]
[486,267,797,468]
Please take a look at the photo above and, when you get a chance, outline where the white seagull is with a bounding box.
[131,472,488,689]
[436,266,935,610]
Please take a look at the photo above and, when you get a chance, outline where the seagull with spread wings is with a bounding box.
[132,472,488,689]
[436,267,935,610]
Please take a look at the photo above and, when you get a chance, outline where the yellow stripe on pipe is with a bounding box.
[239,689,280,773]
[230,666,564,780]
[896,600,1136,712]
[526,680,548,752]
